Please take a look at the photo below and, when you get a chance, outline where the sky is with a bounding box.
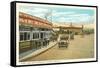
[19,4,95,25]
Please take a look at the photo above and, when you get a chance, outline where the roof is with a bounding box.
[53,22,83,29]
[53,26,83,29]
[19,12,52,29]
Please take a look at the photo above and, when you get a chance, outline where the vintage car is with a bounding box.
[58,34,69,48]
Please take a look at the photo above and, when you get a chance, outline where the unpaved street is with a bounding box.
[23,34,94,61]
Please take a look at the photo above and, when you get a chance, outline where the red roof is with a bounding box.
[19,12,52,29]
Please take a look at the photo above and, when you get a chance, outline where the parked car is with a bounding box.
[58,34,69,48]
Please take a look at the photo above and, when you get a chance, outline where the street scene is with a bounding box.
[22,34,94,62]
[18,3,96,63]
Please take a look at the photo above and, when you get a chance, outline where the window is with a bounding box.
[20,33,24,41]
[33,33,39,39]
[20,32,30,41]
[27,33,30,40]
[40,33,44,39]
[24,32,27,40]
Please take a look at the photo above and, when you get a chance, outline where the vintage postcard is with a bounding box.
[11,1,98,66]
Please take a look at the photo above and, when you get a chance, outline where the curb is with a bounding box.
[19,42,57,61]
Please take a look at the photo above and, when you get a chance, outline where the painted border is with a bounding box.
[10,1,98,67]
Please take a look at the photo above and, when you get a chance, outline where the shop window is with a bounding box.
[40,33,44,39]
[20,33,24,41]
[20,32,30,41]
[27,33,30,40]
[24,32,27,40]
[33,33,39,39]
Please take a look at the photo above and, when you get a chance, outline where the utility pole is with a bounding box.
[44,9,52,23]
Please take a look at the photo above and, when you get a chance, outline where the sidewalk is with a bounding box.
[19,41,57,61]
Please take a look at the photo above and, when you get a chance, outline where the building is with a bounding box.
[53,23,83,34]
[53,23,84,39]
[19,12,53,53]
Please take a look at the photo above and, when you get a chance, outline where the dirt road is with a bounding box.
[23,34,94,61]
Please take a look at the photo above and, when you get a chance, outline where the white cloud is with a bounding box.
[51,11,93,23]
[55,14,93,23]
[20,5,49,13]
[52,11,76,17]
[32,8,49,13]
[67,14,90,17]
[19,7,52,19]
[19,6,94,23]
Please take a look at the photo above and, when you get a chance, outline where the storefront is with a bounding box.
[19,12,53,53]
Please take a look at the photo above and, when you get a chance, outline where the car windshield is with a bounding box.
[60,36,68,40]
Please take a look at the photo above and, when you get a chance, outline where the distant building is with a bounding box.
[53,23,83,34]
